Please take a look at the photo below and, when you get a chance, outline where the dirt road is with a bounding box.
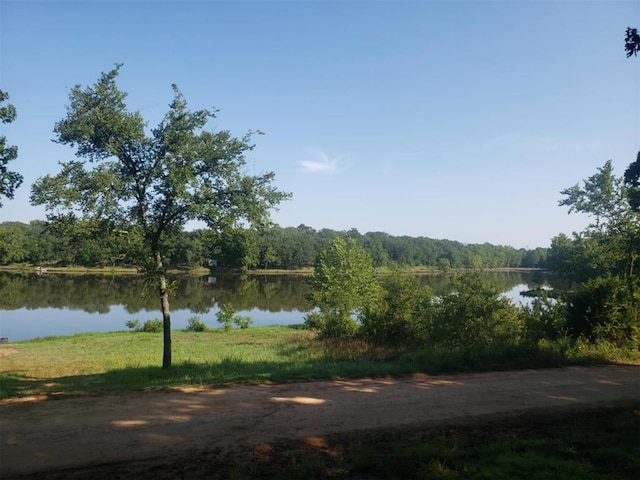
[1,365,639,477]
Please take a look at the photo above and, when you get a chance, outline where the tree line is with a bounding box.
[0,219,548,271]
[304,157,639,350]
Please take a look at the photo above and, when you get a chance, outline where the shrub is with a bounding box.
[234,315,253,329]
[360,270,436,346]
[125,318,163,333]
[566,275,639,347]
[429,272,523,348]
[216,304,252,331]
[141,318,163,333]
[185,316,208,332]
[125,319,140,331]
[520,292,567,344]
[216,304,235,331]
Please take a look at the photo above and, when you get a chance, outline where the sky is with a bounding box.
[0,0,638,249]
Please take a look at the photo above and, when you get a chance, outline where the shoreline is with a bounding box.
[0,264,546,276]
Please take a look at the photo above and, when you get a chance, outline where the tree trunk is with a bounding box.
[156,251,172,369]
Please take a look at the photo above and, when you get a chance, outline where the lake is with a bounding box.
[0,271,551,342]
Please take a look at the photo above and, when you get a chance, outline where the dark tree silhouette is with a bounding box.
[624,152,640,212]
[624,28,640,211]
[625,27,640,57]
[0,90,23,207]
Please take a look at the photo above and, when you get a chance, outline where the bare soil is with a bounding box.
[1,365,639,478]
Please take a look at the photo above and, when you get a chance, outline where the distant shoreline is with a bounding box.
[0,265,546,276]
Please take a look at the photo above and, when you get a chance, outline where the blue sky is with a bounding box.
[1,0,638,248]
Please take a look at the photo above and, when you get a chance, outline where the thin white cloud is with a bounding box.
[298,151,341,174]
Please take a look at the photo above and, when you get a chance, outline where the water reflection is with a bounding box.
[0,271,551,341]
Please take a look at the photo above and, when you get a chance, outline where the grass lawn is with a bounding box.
[1,326,638,399]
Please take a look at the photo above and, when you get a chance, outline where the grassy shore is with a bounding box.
[0,264,211,275]
[0,264,543,277]
[0,264,311,275]
[1,326,638,400]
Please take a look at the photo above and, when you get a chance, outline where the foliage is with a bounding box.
[234,315,253,329]
[30,65,290,367]
[625,27,640,57]
[548,159,640,346]
[305,238,380,337]
[624,151,640,212]
[124,318,163,333]
[0,90,23,207]
[216,303,252,331]
[125,319,140,331]
[141,319,164,333]
[360,270,530,349]
[520,293,567,344]
[566,275,639,347]
[210,227,259,270]
[216,304,235,331]
[0,219,549,270]
[429,272,523,349]
[359,269,436,346]
[185,316,208,332]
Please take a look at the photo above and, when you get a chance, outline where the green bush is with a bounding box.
[216,304,252,331]
[305,238,380,337]
[520,292,567,344]
[141,318,163,333]
[125,318,163,333]
[185,316,208,332]
[233,315,253,329]
[429,272,523,349]
[360,271,436,346]
[566,275,639,347]
[315,311,360,337]
[125,319,140,331]
[216,304,235,331]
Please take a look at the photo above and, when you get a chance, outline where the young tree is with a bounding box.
[0,90,23,206]
[306,237,379,337]
[31,65,290,367]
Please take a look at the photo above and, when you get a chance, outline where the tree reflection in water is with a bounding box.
[0,271,551,341]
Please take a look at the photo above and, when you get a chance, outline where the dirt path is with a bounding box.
[1,365,639,477]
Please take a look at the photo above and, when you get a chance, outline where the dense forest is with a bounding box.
[0,220,547,271]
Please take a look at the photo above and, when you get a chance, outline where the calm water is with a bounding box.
[0,271,550,342]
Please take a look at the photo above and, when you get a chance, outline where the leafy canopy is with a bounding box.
[31,64,291,257]
[625,27,640,58]
[624,152,640,212]
[0,90,23,207]
[550,160,639,344]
